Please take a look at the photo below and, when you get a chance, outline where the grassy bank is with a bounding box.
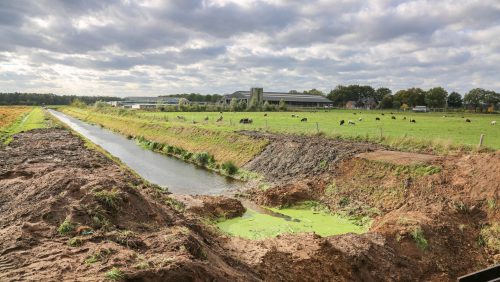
[1,107,50,143]
[65,106,499,152]
[59,107,269,166]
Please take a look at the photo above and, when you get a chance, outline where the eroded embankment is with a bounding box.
[237,131,499,280]
[0,128,258,281]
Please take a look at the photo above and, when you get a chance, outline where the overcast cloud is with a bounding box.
[1,0,499,96]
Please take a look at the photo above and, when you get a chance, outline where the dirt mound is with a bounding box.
[174,194,246,219]
[356,150,440,165]
[0,129,256,281]
[241,131,381,182]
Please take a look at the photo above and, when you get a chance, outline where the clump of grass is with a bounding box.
[338,196,350,207]
[104,267,124,281]
[134,261,150,269]
[58,219,75,235]
[94,188,122,209]
[165,197,186,212]
[85,248,113,264]
[480,223,500,252]
[487,198,496,210]
[411,226,428,250]
[68,237,83,247]
[318,159,328,169]
[221,161,238,175]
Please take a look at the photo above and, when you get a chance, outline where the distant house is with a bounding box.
[109,96,185,108]
[222,88,333,108]
[412,106,429,112]
[345,101,356,109]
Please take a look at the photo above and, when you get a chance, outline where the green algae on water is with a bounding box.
[217,207,369,240]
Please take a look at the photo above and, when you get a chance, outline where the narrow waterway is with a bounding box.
[48,110,243,195]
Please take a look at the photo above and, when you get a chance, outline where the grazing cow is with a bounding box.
[264,113,267,117]
[204,116,209,121]
[176,115,185,120]
[220,112,223,114]
[381,113,385,116]
[442,115,447,118]
[301,118,308,122]
[192,121,198,124]
[216,116,223,122]
[353,113,357,115]
[291,114,297,118]
[239,118,253,124]
[410,119,416,123]
[465,119,471,123]
[403,117,407,120]
[391,116,396,120]
[348,120,356,125]
[461,116,465,118]
[339,120,345,126]
[491,121,497,125]
[375,117,380,121]
[358,117,363,121]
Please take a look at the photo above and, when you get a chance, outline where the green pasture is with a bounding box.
[136,109,500,150]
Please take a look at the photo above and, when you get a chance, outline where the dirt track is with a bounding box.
[1,128,498,281]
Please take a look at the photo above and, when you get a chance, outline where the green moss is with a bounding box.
[217,206,369,240]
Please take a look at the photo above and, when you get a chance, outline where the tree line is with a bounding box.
[317,85,499,111]
[0,93,119,106]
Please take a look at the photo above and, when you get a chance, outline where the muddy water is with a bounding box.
[48,110,243,195]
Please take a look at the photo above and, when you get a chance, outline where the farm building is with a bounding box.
[222,88,333,108]
[109,96,186,108]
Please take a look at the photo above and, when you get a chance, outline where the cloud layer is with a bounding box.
[1,0,499,96]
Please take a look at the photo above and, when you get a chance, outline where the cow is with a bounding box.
[353,113,357,115]
[381,113,385,116]
[216,116,223,122]
[239,118,253,124]
[264,113,268,117]
[410,119,416,123]
[358,117,363,121]
[176,115,185,120]
[204,116,209,121]
[465,119,471,123]
[391,116,396,120]
[339,120,345,126]
[348,120,356,125]
[403,117,407,120]
[492,121,497,125]
[301,118,308,122]
[375,117,380,121]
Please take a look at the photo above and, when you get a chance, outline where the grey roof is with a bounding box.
[225,91,332,103]
[123,96,181,103]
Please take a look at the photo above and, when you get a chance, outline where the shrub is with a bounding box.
[182,151,193,160]
[222,161,238,175]
[68,237,83,247]
[194,152,210,166]
[58,219,75,235]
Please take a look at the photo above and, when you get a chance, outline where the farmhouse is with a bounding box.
[222,88,333,108]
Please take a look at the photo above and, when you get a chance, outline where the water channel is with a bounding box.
[48,110,243,195]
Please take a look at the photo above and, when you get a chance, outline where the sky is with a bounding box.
[1,0,499,97]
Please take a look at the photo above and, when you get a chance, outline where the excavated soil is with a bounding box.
[0,129,257,281]
[1,127,498,281]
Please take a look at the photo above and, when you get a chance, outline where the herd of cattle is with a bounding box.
[176,113,497,126]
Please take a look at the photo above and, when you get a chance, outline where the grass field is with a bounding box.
[0,107,50,143]
[60,106,500,152]
[122,108,499,150]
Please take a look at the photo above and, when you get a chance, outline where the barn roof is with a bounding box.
[225,91,332,103]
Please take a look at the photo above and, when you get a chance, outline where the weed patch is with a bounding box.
[411,226,428,250]
[58,219,75,235]
[104,267,124,281]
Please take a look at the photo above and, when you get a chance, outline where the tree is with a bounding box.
[400,103,409,111]
[464,88,486,110]
[393,88,425,107]
[289,90,299,94]
[247,95,258,111]
[327,85,377,107]
[237,99,247,111]
[425,87,448,108]
[304,88,324,96]
[379,94,393,109]
[375,87,392,102]
[229,98,238,112]
[263,100,272,111]
[447,92,463,108]
[178,98,189,111]
[278,99,287,111]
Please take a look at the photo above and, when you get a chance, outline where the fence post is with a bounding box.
[478,134,485,148]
